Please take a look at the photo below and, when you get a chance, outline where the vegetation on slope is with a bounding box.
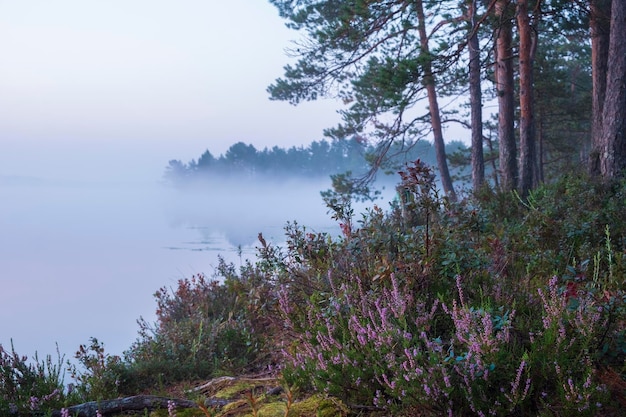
[2,167,625,416]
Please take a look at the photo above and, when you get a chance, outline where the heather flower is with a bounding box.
[167,400,177,417]
[29,396,39,411]
[505,359,530,406]
[43,388,60,402]
[388,273,407,316]
[538,276,567,333]
[277,287,292,316]
[373,390,382,407]
[316,352,327,371]
[442,369,451,388]
[61,408,70,417]
[455,275,466,306]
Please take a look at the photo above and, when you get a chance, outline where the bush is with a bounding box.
[67,338,123,402]
[0,342,67,415]
[4,169,624,415]
[122,269,276,392]
[263,168,625,415]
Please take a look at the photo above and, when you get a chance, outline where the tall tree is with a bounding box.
[224,142,258,176]
[516,0,539,196]
[415,0,456,200]
[533,23,592,181]
[267,0,460,201]
[493,0,517,191]
[467,0,485,190]
[196,150,216,172]
[597,0,626,178]
[589,0,611,175]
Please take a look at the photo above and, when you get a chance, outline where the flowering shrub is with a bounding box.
[2,171,624,415]
[278,268,621,415]
[271,171,625,415]
[279,271,530,415]
[67,338,123,402]
[0,342,66,415]
[123,267,277,391]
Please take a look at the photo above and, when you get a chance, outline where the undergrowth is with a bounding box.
[2,167,625,416]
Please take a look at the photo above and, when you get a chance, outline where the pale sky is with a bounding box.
[0,0,343,183]
[0,0,348,360]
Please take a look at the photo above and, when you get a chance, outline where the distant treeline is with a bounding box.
[163,137,469,186]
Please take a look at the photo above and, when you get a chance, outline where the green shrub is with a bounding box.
[4,168,624,415]
[122,269,274,392]
[264,168,625,415]
[67,337,123,401]
[0,341,67,415]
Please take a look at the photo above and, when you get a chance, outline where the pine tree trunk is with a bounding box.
[468,0,485,191]
[589,0,612,175]
[517,0,537,196]
[494,0,517,191]
[415,0,457,201]
[599,0,626,178]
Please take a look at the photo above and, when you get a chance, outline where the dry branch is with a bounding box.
[49,395,201,417]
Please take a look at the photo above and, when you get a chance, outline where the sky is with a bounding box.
[0,1,470,362]
[0,0,344,183]
[0,0,351,362]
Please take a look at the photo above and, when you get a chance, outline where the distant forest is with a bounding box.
[163,137,470,186]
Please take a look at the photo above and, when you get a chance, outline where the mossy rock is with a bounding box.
[214,381,258,399]
[118,377,349,417]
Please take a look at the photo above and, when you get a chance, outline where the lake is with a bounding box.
[0,176,391,363]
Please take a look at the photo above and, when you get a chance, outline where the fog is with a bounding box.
[161,177,341,247]
[1,175,389,362]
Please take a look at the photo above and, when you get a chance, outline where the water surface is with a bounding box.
[0,177,343,360]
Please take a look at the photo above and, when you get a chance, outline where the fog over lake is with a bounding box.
[1,176,386,361]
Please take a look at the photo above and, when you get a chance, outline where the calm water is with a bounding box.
[0,177,348,361]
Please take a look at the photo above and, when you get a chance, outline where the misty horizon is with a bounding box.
[0,173,395,361]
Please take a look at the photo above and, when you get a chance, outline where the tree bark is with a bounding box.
[516,0,538,196]
[468,0,485,191]
[589,0,612,175]
[599,0,626,178]
[494,0,517,191]
[415,0,457,201]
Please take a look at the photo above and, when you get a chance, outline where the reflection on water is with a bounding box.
[160,177,342,247]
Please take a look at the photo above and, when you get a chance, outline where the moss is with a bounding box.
[256,401,289,417]
[213,381,257,399]
[220,398,249,415]
[218,395,348,417]
[288,394,348,417]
